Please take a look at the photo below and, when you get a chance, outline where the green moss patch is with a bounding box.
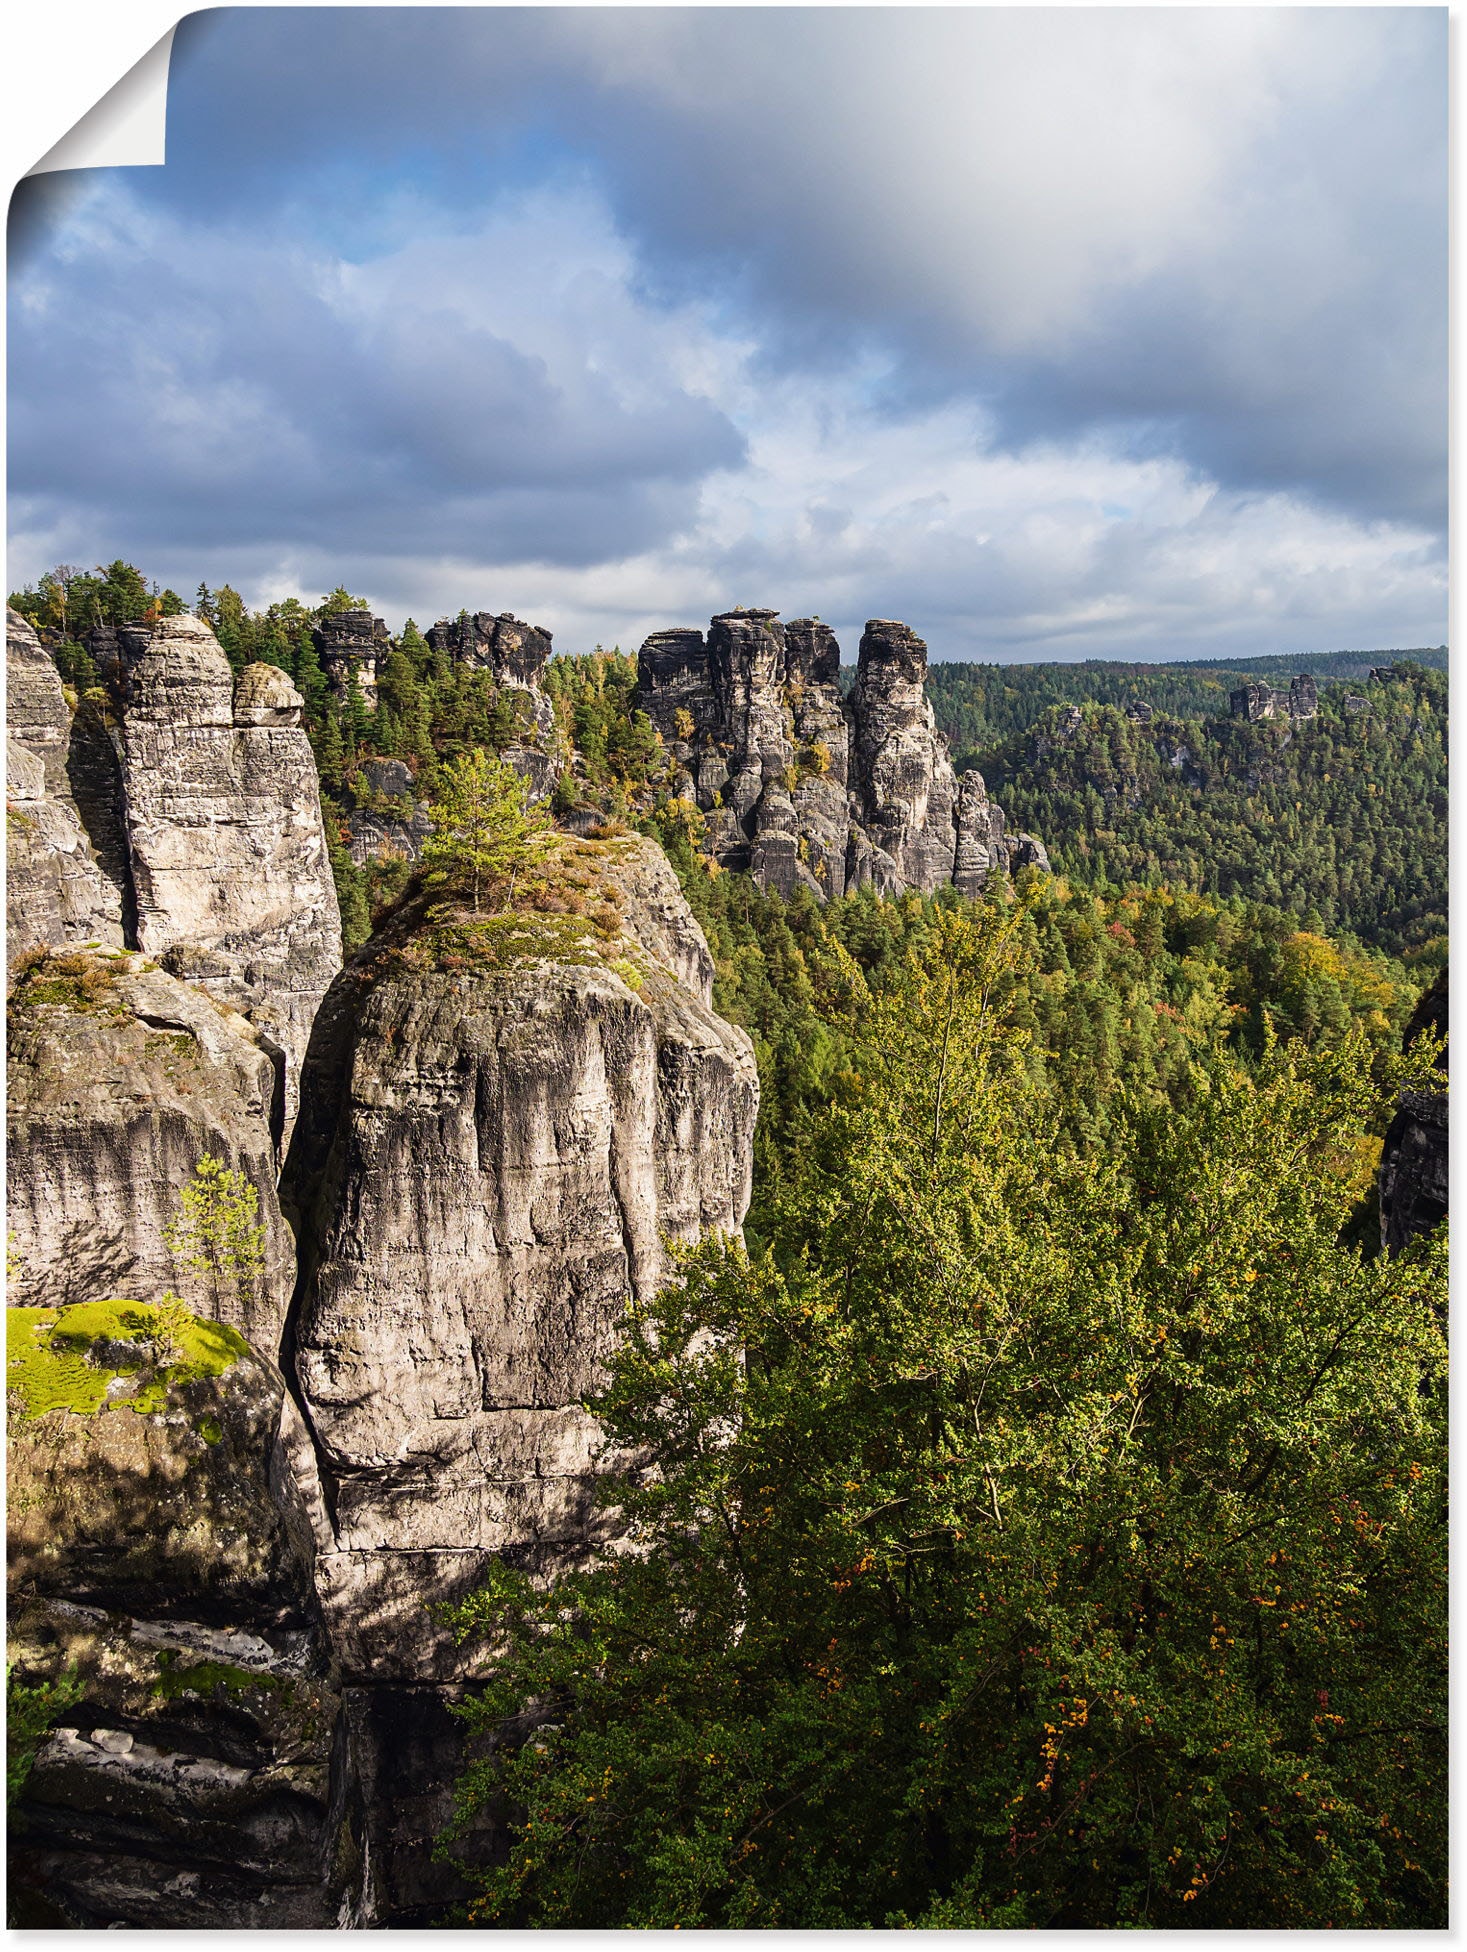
[152,1653,285,1701]
[6,1300,249,1422]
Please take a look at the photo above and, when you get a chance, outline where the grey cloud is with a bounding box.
[111,8,1445,528]
[9,183,744,573]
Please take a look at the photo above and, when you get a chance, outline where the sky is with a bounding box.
[7,6,1448,665]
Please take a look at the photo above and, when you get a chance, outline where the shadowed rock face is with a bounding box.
[108,620,343,1113]
[425,611,562,800]
[7,1330,361,1930]
[6,608,126,965]
[1380,970,1447,1257]
[310,609,389,703]
[635,608,1033,902]
[6,955,295,1356]
[281,836,757,1680]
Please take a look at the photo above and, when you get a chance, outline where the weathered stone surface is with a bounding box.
[425,611,562,799]
[6,954,294,1355]
[282,837,757,1678]
[1229,675,1320,722]
[635,608,1025,902]
[7,1327,362,1928]
[6,608,126,966]
[108,620,342,1103]
[311,609,388,703]
[849,620,962,894]
[1380,970,1447,1256]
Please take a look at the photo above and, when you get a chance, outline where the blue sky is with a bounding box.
[8,6,1447,663]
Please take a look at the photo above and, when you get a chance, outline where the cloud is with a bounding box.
[7,9,1445,661]
[119,6,1445,527]
[9,176,744,579]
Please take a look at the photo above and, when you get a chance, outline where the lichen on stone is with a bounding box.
[6,1300,249,1421]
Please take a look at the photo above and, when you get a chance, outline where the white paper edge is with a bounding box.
[24,25,176,177]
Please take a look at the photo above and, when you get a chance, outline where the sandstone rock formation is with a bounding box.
[1229,675,1319,722]
[425,611,562,799]
[345,757,432,868]
[107,618,342,1103]
[282,835,757,1679]
[7,1300,360,1929]
[635,608,1033,902]
[1379,969,1448,1257]
[311,608,389,704]
[7,952,295,1355]
[6,607,125,965]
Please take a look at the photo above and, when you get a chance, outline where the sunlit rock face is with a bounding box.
[7,954,296,1356]
[6,607,126,966]
[635,607,1033,902]
[106,617,342,1118]
[281,835,758,1680]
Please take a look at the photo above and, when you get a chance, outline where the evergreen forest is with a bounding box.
[8,563,1449,1927]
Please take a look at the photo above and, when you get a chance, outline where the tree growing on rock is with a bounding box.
[164,1155,265,1322]
[421,749,550,915]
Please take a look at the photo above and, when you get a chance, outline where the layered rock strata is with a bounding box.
[282,835,757,1679]
[636,609,1036,900]
[106,619,343,1105]
[7,1311,360,1929]
[6,608,126,964]
[425,611,562,799]
[6,953,296,1355]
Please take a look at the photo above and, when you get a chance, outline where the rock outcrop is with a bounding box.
[6,952,295,1356]
[7,1299,360,1930]
[6,608,126,965]
[425,611,562,800]
[106,618,342,1107]
[635,608,1034,901]
[282,834,757,1679]
[1229,675,1319,722]
[311,609,388,704]
[1379,969,1448,1256]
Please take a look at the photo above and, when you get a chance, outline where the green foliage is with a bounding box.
[926,647,1448,760]
[421,750,550,915]
[8,1665,84,1810]
[152,1653,284,1700]
[6,1299,250,1420]
[443,912,1447,1928]
[641,820,1416,1239]
[933,672,1447,957]
[7,947,124,1013]
[162,1154,266,1319]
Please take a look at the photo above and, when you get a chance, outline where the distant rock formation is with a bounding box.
[1229,675,1318,722]
[281,835,758,1680]
[1379,970,1447,1257]
[311,607,389,704]
[636,609,1037,900]
[425,610,562,799]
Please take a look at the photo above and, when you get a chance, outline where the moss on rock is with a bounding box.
[6,1300,249,1421]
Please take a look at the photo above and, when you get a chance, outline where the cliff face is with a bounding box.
[7,953,296,1355]
[282,835,757,1680]
[1379,969,1448,1257]
[107,620,342,1109]
[8,608,762,1923]
[6,608,126,964]
[635,608,1034,901]
[7,1301,360,1929]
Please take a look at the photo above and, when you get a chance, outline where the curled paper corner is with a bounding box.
[26,26,176,176]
